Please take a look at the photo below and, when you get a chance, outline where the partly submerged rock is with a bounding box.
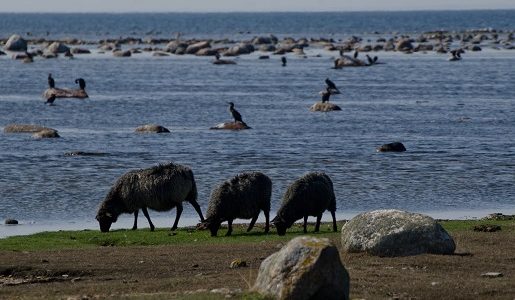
[4,124,52,133]
[210,121,251,130]
[310,102,342,112]
[334,55,368,68]
[341,209,456,257]
[4,34,27,52]
[253,236,350,300]
[43,88,88,99]
[64,151,108,157]
[5,219,19,225]
[376,142,406,152]
[46,42,70,54]
[113,50,131,57]
[135,124,170,133]
[32,129,60,139]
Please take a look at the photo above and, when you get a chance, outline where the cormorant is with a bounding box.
[227,102,245,125]
[215,52,221,61]
[449,49,464,61]
[46,94,56,105]
[320,87,331,103]
[366,54,374,65]
[48,73,55,88]
[75,78,86,90]
[325,78,341,94]
[353,50,359,59]
[281,56,287,67]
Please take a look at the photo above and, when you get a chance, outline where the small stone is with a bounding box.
[481,272,503,278]
[5,219,19,225]
[41,259,49,263]
[230,259,247,269]
[191,264,199,268]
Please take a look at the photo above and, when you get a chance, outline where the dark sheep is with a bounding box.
[96,162,204,232]
[199,172,272,236]
[272,172,337,236]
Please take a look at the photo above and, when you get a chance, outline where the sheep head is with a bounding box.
[96,208,118,233]
[272,215,288,236]
[198,218,220,237]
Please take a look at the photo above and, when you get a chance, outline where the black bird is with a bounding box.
[353,50,359,59]
[320,87,331,103]
[366,54,374,65]
[48,73,55,88]
[325,78,340,94]
[46,94,56,105]
[75,78,86,90]
[281,56,287,67]
[227,102,245,124]
[215,52,221,60]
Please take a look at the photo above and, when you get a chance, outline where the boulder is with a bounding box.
[252,36,277,45]
[195,48,219,56]
[4,34,27,51]
[259,44,276,52]
[210,121,251,130]
[0,50,6,56]
[396,39,413,52]
[43,88,88,99]
[185,41,211,54]
[334,55,367,68]
[341,209,456,257]
[5,219,19,225]
[376,142,406,152]
[166,41,189,53]
[152,51,170,57]
[253,236,350,300]
[4,124,52,133]
[32,129,60,139]
[113,50,131,57]
[42,52,58,59]
[310,102,342,112]
[46,42,70,54]
[224,43,254,56]
[135,124,170,133]
[71,48,91,54]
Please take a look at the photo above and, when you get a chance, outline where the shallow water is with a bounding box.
[1,12,515,238]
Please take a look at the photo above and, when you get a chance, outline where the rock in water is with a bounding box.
[376,142,406,152]
[210,121,251,130]
[253,236,350,300]
[310,102,342,112]
[4,124,52,133]
[135,124,170,133]
[341,209,456,257]
[4,34,27,51]
[5,219,19,225]
[32,129,60,139]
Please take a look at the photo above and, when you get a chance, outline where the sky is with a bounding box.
[1,0,514,13]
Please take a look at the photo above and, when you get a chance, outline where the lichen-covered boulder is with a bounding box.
[46,42,70,54]
[43,88,88,99]
[253,236,350,300]
[4,124,52,133]
[185,41,211,54]
[341,209,456,257]
[310,102,342,112]
[4,34,27,51]
[32,129,60,139]
[135,124,170,133]
[334,55,367,68]
[210,121,251,130]
[396,39,414,52]
[376,142,406,152]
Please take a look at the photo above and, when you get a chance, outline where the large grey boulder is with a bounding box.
[341,209,455,257]
[185,41,210,54]
[4,34,27,51]
[253,236,350,300]
[223,43,254,56]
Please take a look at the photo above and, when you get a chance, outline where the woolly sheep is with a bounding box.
[272,172,337,236]
[199,172,272,236]
[96,162,204,232]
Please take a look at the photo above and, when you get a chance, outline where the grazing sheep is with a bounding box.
[96,162,204,232]
[273,172,337,236]
[200,172,272,236]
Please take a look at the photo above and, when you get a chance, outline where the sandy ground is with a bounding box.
[1,229,514,299]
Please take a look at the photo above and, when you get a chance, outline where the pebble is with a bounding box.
[481,272,503,278]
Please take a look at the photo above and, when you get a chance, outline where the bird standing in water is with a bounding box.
[281,56,287,67]
[227,102,246,126]
[325,78,341,94]
[48,74,55,88]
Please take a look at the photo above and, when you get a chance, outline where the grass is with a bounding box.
[1,219,513,252]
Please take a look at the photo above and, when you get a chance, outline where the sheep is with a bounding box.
[96,162,204,232]
[199,172,272,237]
[272,172,337,236]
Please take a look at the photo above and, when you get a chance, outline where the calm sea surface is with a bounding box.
[1,11,514,237]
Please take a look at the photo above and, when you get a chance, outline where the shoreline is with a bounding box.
[2,207,514,239]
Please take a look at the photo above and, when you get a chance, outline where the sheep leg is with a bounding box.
[171,203,183,231]
[303,216,308,233]
[189,200,205,222]
[247,215,258,232]
[264,210,270,234]
[132,210,138,230]
[315,214,322,232]
[141,207,155,231]
[331,210,337,232]
[226,219,233,236]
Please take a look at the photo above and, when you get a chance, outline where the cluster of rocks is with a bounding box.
[2,29,513,62]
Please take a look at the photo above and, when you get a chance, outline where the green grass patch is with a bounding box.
[1,219,514,252]
[0,222,343,252]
